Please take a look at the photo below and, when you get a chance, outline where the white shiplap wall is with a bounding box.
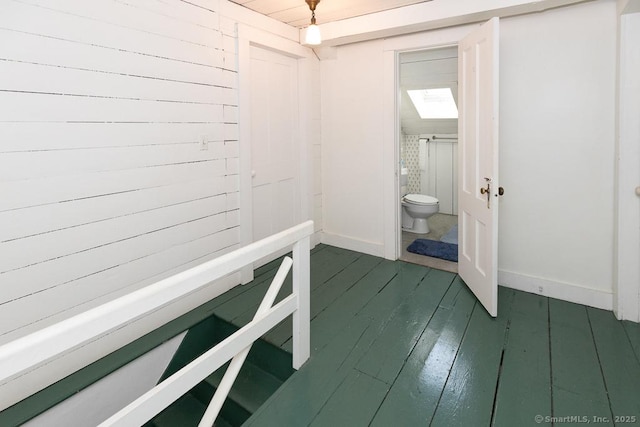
[0,0,244,408]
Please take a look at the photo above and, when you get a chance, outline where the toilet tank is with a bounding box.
[400,167,409,186]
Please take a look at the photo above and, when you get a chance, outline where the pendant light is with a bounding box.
[305,0,322,45]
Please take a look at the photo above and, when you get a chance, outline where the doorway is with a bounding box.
[249,45,300,243]
[397,47,459,273]
[237,25,315,282]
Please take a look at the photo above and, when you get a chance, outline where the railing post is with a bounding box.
[292,235,310,369]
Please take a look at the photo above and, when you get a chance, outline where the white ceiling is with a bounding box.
[229,0,432,28]
[229,1,455,136]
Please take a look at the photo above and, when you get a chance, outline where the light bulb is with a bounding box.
[305,24,322,45]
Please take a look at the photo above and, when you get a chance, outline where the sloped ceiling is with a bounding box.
[229,0,432,28]
[400,46,458,136]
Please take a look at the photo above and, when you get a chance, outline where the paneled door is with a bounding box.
[249,45,300,246]
[457,18,500,317]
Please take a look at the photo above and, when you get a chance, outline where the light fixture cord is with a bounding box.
[311,10,316,25]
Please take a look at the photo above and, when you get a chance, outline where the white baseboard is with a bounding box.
[320,231,385,257]
[311,231,322,248]
[499,270,613,311]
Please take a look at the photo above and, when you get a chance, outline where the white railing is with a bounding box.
[0,220,313,427]
[198,255,293,426]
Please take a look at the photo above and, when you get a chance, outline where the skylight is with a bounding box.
[407,88,458,119]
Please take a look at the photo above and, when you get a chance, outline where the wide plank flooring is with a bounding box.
[209,245,640,426]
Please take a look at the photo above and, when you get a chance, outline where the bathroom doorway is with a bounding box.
[398,47,459,273]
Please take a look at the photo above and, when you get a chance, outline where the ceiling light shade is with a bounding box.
[305,24,322,45]
[305,0,321,45]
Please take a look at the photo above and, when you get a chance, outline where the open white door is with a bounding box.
[458,17,500,317]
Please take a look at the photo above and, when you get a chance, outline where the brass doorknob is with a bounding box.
[480,187,489,195]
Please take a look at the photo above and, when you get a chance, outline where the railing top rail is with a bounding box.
[0,220,314,386]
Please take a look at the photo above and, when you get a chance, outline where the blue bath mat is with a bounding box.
[407,239,458,262]
[440,224,458,245]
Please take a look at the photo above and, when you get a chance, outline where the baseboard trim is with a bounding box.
[311,231,322,248]
[499,270,613,311]
[320,231,385,258]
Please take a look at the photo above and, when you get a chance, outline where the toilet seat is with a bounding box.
[403,194,439,206]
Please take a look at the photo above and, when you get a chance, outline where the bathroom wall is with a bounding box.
[399,46,458,215]
[422,139,458,215]
[401,135,457,214]
[401,134,421,194]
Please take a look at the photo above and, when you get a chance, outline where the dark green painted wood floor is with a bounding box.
[209,245,640,427]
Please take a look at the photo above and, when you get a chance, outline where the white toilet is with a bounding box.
[399,166,439,233]
[401,194,440,234]
[399,138,440,233]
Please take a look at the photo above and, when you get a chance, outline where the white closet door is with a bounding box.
[249,46,300,245]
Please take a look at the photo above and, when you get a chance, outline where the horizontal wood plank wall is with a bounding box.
[0,0,242,408]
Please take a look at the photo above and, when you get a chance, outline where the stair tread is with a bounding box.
[152,394,206,427]
[206,360,284,413]
[154,314,293,426]
[152,394,234,427]
[213,416,234,427]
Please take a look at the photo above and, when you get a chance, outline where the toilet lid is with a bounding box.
[404,194,439,205]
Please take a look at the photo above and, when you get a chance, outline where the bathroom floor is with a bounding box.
[400,213,458,273]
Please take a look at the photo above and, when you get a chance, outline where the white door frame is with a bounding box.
[237,25,315,282]
[381,25,477,261]
[383,21,499,316]
[614,7,640,322]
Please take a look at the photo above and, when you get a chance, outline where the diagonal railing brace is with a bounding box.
[198,256,293,427]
